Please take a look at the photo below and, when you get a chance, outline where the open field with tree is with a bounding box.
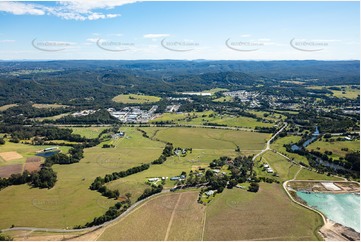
[112,94,161,104]
[271,135,310,165]
[70,127,109,139]
[256,151,299,181]
[204,183,323,241]
[305,85,359,99]
[142,127,270,150]
[0,127,164,229]
[307,139,360,160]
[152,111,276,128]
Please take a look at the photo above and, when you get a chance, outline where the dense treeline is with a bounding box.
[0,167,57,190]
[137,185,163,201]
[74,200,130,228]
[151,143,173,164]
[89,164,150,199]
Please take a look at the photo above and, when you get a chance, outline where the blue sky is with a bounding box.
[0,1,359,60]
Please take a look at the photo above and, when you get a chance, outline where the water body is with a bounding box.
[296,191,360,232]
[35,150,60,158]
[291,126,319,151]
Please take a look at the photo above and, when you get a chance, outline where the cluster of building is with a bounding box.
[165,104,181,113]
[263,163,274,173]
[72,109,97,117]
[223,90,260,107]
[182,92,211,96]
[107,106,158,123]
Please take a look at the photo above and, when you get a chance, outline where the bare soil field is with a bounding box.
[0,164,23,178]
[0,151,23,161]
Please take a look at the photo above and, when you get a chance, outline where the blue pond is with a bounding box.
[35,150,60,158]
[297,191,360,232]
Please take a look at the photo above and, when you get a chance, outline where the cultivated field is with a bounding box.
[0,151,23,161]
[204,183,323,241]
[0,142,70,167]
[112,94,161,104]
[98,191,205,241]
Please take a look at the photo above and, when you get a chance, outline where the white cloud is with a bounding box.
[0,0,137,20]
[144,34,171,39]
[86,38,99,43]
[240,34,251,38]
[0,2,45,15]
[0,39,16,43]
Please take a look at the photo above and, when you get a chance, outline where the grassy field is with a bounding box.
[249,110,287,122]
[0,127,164,229]
[203,88,229,94]
[254,150,338,182]
[32,103,68,109]
[152,111,275,128]
[204,183,323,241]
[271,135,310,165]
[35,113,71,121]
[142,127,270,150]
[307,139,360,160]
[112,94,161,104]
[0,104,17,111]
[70,127,109,139]
[98,191,205,241]
[256,151,299,181]
[295,168,343,181]
[212,96,233,102]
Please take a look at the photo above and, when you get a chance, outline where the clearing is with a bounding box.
[112,94,161,104]
[0,151,23,161]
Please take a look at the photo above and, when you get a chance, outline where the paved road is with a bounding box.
[252,122,288,162]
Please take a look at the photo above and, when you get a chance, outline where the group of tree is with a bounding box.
[0,167,57,190]
[74,201,129,228]
[89,164,150,199]
[137,184,163,201]
[151,143,173,164]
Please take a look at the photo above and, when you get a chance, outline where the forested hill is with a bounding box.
[0,60,359,106]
